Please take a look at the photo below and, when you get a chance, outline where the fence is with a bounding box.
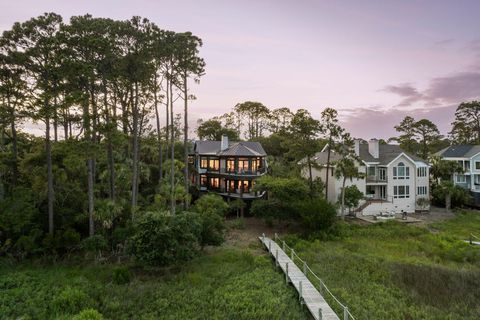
[271,233,356,320]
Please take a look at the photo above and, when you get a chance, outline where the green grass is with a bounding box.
[0,247,308,320]
[284,211,480,320]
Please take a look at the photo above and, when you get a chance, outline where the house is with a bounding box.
[436,144,480,206]
[303,139,430,215]
[190,135,268,199]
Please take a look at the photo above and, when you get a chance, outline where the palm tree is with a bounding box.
[334,157,364,219]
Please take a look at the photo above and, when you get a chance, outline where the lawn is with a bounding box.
[283,210,480,320]
[0,245,308,320]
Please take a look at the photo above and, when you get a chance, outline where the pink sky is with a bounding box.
[2,0,480,139]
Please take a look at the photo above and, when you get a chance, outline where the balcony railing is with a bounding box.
[366,175,387,183]
[217,167,267,176]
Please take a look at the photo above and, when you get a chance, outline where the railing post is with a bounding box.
[344,306,349,320]
[269,240,272,253]
[262,233,265,243]
[274,232,278,242]
[291,249,295,261]
[275,249,279,267]
[282,241,286,252]
[318,308,323,320]
[286,262,289,283]
[299,281,303,303]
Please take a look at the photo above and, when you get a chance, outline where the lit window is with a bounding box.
[200,175,207,186]
[200,157,208,169]
[208,158,219,171]
[227,158,236,172]
[209,177,220,188]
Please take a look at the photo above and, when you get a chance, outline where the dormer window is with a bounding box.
[393,162,409,180]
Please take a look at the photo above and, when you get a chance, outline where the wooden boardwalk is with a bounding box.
[259,236,340,320]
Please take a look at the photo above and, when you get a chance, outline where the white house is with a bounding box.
[303,139,430,216]
[436,144,480,207]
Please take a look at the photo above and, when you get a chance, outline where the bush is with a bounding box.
[199,211,226,247]
[52,287,93,315]
[72,309,104,320]
[129,211,202,266]
[296,198,337,235]
[112,266,131,285]
[193,194,229,216]
[81,235,108,254]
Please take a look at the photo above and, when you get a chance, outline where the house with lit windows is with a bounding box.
[436,144,480,206]
[190,135,268,199]
[303,139,430,216]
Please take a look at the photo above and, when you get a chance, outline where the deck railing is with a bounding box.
[270,233,356,320]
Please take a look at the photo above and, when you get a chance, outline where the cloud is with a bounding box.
[340,104,456,140]
[382,83,424,106]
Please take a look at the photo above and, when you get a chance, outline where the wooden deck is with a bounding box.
[259,236,340,320]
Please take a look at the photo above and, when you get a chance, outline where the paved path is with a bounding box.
[259,236,340,320]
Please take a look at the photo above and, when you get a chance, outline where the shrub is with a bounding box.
[130,211,202,266]
[81,235,108,254]
[72,309,104,320]
[52,287,92,315]
[199,211,226,247]
[193,194,229,216]
[112,266,131,285]
[296,198,337,235]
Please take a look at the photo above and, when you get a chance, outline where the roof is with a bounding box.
[311,142,426,166]
[436,145,480,158]
[194,140,266,157]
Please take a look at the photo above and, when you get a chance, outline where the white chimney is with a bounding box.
[354,139,361,156]
[368,139,379,158]
[221,135,229,151]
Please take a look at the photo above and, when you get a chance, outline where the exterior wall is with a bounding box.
[415,164,430,211]
[387,155,417,214]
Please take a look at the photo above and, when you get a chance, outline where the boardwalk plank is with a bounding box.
[259,236,340,320]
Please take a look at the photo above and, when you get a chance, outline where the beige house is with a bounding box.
[303,139,430,216]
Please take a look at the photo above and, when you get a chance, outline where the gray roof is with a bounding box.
[436,145,480,158]
[194,140,266,157]
[312,142,426,166]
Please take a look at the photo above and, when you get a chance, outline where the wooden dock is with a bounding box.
[259,236,340,320]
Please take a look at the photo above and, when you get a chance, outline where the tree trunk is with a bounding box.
[131,83,140,216]
[307,155,313,197]
[53,95,58,142]
[46,113,54,235]
[104,83,116,200]
[341,177,346,220]
[87,158,94,236]
[445,192,451,212]
[8,96,18,186]
[325,138,332,200]
[183,71,189,209]
[153,74,163,185]
[169,73,176,215]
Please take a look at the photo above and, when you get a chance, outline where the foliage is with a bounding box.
[193,194,229,217]
[431,183,472,209]
[0,248,307,319]
[254,176,309,202]
[52,287,93,315]
[129,211,202,266]
[342,185,363,212]
[449,101,480,144]
[112,266,131,285]
[196,119,239,141]
[81,235,108,254]
[296,198,337,235]
[72,309,105,320]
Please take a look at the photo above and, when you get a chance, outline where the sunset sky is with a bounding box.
[2,0,480,139]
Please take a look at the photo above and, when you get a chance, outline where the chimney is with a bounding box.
[368,138,379,158]
[221,134,229,151]
[354,139,361,156]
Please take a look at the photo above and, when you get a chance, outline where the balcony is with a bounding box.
[216,167,267,177]
[366,175,388,184]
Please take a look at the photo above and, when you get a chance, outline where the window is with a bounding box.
[417,167,427,177]
[200,157,208,169]
[208,158,219,171]
[394,185,410,198]
[456,174,466,183]
[227,158,236,172]
[476,161,480,170]
[209,177,220,189]
[238,158,249,173]
[394,162,409,180]
[417,186,427,195]
[367,166,375,176]
[200,175,207,187]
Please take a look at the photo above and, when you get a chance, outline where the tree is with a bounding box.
[343,185,363,213]
[320,108,347,200]
[413,119,442,160]
[234,101,270,140]
[196,119,239,141]
[449,101,480,144]
[392,116,417,155]
[334,157,363,219]
[286,109,322,195]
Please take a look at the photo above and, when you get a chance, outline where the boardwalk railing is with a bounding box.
[469,233,480,245]
[264,233,356,320]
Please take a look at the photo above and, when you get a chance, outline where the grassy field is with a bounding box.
[0,245,308,320]
[284,210,480,320]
